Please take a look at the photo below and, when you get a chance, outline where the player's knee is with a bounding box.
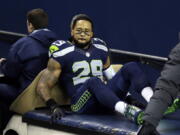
[122,62,149,87]
[122,62,140,74]
[87,77,101,86]
[122,62,146,78]
[86,77,103,92]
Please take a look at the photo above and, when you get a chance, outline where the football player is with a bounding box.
[36,14,154,124]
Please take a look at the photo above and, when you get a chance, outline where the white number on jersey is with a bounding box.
[72,60,103,85]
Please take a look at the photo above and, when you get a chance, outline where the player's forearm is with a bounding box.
[1,59,22,78]
[37,82,52,102]
[36,69,60,102]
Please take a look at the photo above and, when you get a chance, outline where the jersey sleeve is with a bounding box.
[49,40,74,68]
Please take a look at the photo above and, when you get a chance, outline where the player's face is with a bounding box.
[71,20,93,46]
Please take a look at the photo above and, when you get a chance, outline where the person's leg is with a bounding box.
[123,62,154,105]
[107,64,131,100]
[0,83,18,130]
[0,83,18,104]
[71,77,142,124]
[108,62,153,106]
[0,102,14,130]
[122,62,149,90]
[71,77,120,113]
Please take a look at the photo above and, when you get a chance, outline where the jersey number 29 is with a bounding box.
[72,60,103,85]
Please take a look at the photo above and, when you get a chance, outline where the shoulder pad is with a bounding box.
[51,46,75,57]
[92,38,107,46]
[49,40,70,54]
[51,40,67,46]
[92,38,108,52]
[49,40,74,57]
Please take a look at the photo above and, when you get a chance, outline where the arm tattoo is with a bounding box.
[37,59,61,101]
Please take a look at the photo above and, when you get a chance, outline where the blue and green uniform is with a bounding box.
[50,38,150,114]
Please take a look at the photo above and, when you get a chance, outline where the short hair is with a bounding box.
[27,8,48,29]
[70,14,94,30]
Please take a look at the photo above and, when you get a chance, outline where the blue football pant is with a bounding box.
[71,62,150,113]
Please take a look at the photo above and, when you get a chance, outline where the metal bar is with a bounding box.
[110,48,168,62]
[0,30,26,37]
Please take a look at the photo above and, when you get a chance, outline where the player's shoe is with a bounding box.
[124,104,144,125]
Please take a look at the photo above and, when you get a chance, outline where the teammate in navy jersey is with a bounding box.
[37,14,154,123]
[0,8,57,129]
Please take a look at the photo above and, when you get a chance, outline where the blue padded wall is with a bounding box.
[0,0,180,57]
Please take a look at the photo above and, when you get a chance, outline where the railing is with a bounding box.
[0,30,26,43]
[0,30,26,37]
[110,49,167,69]
[0,30,168,69]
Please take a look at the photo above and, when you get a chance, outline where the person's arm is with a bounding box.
[0,39,24,79]
[103,56,110,69]
[138,43,180,135]
[37,58,64,121]
[103,56,116,80]
[137,122,160,135]
[0,58,6,64]
[37,58,61,101]
[0,58,6,77]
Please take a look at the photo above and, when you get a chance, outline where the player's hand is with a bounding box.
[0,58,6,64]
[46,99,65,123]
[50,106,65,122]
[137,122,160,135]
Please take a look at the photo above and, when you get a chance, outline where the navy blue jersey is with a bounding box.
[49,38,109,97]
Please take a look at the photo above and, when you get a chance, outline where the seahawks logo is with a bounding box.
[49,45,59,54]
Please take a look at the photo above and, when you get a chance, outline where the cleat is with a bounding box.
[124,104,143,124]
